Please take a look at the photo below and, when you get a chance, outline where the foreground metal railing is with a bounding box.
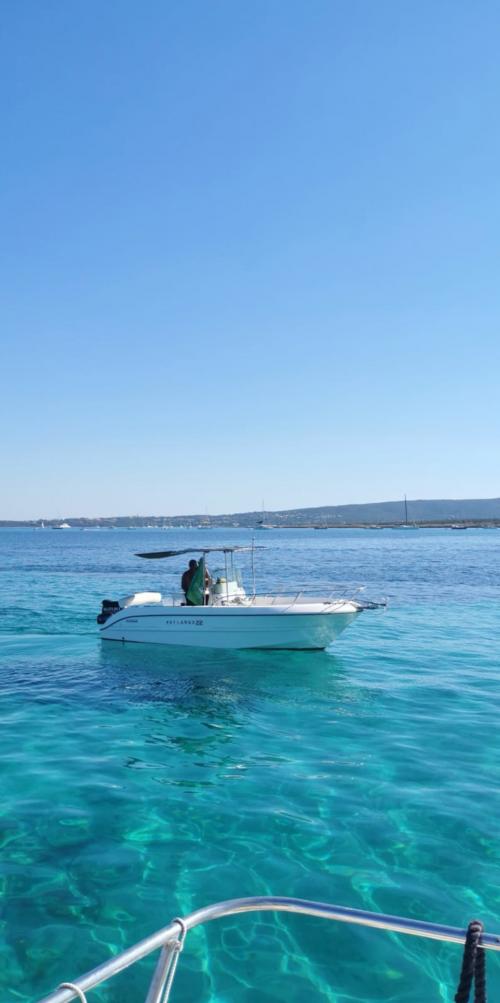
[35,896,500,1003]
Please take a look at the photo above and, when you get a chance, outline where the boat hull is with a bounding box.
[99,603,361,650]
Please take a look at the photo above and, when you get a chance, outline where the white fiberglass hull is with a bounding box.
[99,601,362,650]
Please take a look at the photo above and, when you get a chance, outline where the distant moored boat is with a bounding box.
[401,495,418,529]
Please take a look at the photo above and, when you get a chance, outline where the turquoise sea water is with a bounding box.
[1,527,500,1002]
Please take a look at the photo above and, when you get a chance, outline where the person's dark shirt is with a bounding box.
[181,565,197,594]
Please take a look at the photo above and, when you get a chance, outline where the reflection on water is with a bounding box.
[99,637,348,698]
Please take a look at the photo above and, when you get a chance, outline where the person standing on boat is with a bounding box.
[182,559,198,605]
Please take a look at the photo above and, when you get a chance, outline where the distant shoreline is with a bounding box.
[3,497,500,530]
[2,520,500,530]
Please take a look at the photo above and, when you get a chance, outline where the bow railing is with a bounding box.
[34,895,500,1003]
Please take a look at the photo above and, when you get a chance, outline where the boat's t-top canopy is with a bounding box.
[136,546,263,560]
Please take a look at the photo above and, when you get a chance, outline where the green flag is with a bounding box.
[186,557,205,605]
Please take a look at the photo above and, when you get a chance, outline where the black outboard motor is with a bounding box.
[97,599,120,624]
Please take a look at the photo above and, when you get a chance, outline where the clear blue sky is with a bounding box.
[1,1,499,519]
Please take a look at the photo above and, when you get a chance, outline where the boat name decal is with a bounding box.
[163,618,203,626]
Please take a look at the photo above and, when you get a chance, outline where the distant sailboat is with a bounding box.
[401,496,418,529]
[197,508,212,529]
[255,500,273,530]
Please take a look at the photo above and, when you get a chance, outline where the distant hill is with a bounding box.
[2,497,500,528]
[264,497,500,525]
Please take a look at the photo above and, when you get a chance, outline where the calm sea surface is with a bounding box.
[1,527,499,1002]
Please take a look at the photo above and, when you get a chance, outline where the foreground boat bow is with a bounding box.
[35,895,500,1003]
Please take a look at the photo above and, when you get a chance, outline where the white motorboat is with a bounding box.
[97,546,383,650]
